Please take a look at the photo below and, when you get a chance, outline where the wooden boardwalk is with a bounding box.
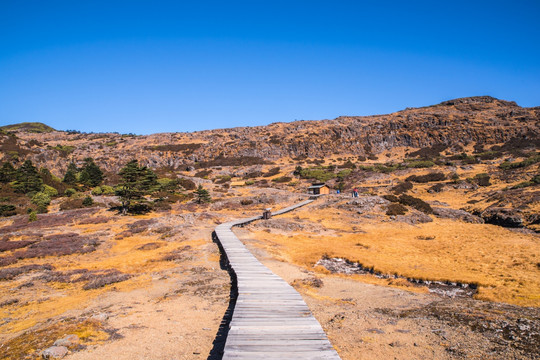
[214,199,341,360]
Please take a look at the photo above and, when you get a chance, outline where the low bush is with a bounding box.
[473,173,491,187]
[391,181,413,194]
[243,170,263,179]
[409,144,448,159]
[196,156,267,168]
[0,204,16,217]
[263,167,281,177]
[31,192,51,213]
[41,184,58,197]
[214,175,232,184]
[428,183,445,193]
[500,154,540,170]
[59,198,84,211]
[178,178,196,190]
[382,194,399,203]
[240,199,254,206]
[272,176,292,183]
[82,196,94,207]
[194,169,212,178]
[386,203,408,216]
[406,160,436,168]
[405,172,446,183]
[64,188,76,197]
[398,194,433,214]
[13,233,99,259]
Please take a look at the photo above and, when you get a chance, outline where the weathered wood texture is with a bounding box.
[214,200,341,360]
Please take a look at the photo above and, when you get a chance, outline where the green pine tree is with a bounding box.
[63,162,79,184]
[13,160,43,194]
[0,162,16,183]
[117,160,158,214]
[194,185,211,204]
[79,158,104,187]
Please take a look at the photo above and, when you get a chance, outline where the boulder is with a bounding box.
[53,334,79,347]
[41,346,68,359]
[433,207,484,224]
[481,207,524,228]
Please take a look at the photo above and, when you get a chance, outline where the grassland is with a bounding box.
[245,200,540,307]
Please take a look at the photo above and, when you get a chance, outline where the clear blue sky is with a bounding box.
[1,1,539,134]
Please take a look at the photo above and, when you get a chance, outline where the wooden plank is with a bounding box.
[213,199,341,360]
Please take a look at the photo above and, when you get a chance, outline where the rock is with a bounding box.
[481,207,524,228]
[41,346,68,359]
[433,207,484,224]
[90,313,109,322]
[396,210,433,225]
[452,181,478,190]
[53,334,79,347]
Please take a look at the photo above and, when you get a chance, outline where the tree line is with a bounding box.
[0,158,210,218]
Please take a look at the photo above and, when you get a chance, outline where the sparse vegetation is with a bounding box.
[194,185,211,204]
[500,153,540,170]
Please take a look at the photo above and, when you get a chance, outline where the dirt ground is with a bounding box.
[237,227,540,359]
[1,189,539,359]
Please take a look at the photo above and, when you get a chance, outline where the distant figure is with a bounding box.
[353,187,359,198]
[336,189,340,194]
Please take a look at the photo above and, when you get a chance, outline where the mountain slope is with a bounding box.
[1,96,539,173]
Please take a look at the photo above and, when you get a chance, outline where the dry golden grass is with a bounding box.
[0,209,207,338]
[0,319,112,360]
[248,205,540,307]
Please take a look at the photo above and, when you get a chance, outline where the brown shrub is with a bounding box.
[0,208,99,235]
[243,171,263,179]
[240,199,254,206]
[38,268,131,291]
[178,177,196,190]
[194,169,212,178]
[409,144,448,159]
[405,172,446,183]
[391,181,413,194]
[263,167,280,177]
[0,256,17,267]
[382,194,399,203]
[13,233,99,259]
[77,216,111,225]
[59,198,85,211]
[196,156,268,168]
[0,240,36,252]
[398,194,433,214]
[386,203,408,216]
[136,242,162,251]
[0,264,54,281]
[83,270,132,290]
[128,219,157,233]
[161,245,192,261]
[428,183,445,193]
[145,143,201,154]
[272,176,292,183]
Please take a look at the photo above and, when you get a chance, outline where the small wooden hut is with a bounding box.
[307,183,330,195]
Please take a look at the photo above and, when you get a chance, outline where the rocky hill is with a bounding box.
[1,96,539,174]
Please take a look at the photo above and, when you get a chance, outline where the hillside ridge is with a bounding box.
[1,96,538,174]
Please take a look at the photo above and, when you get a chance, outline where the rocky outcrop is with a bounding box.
[433,207,484,224]
[481,207,524,228]
[2,96,539,174]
